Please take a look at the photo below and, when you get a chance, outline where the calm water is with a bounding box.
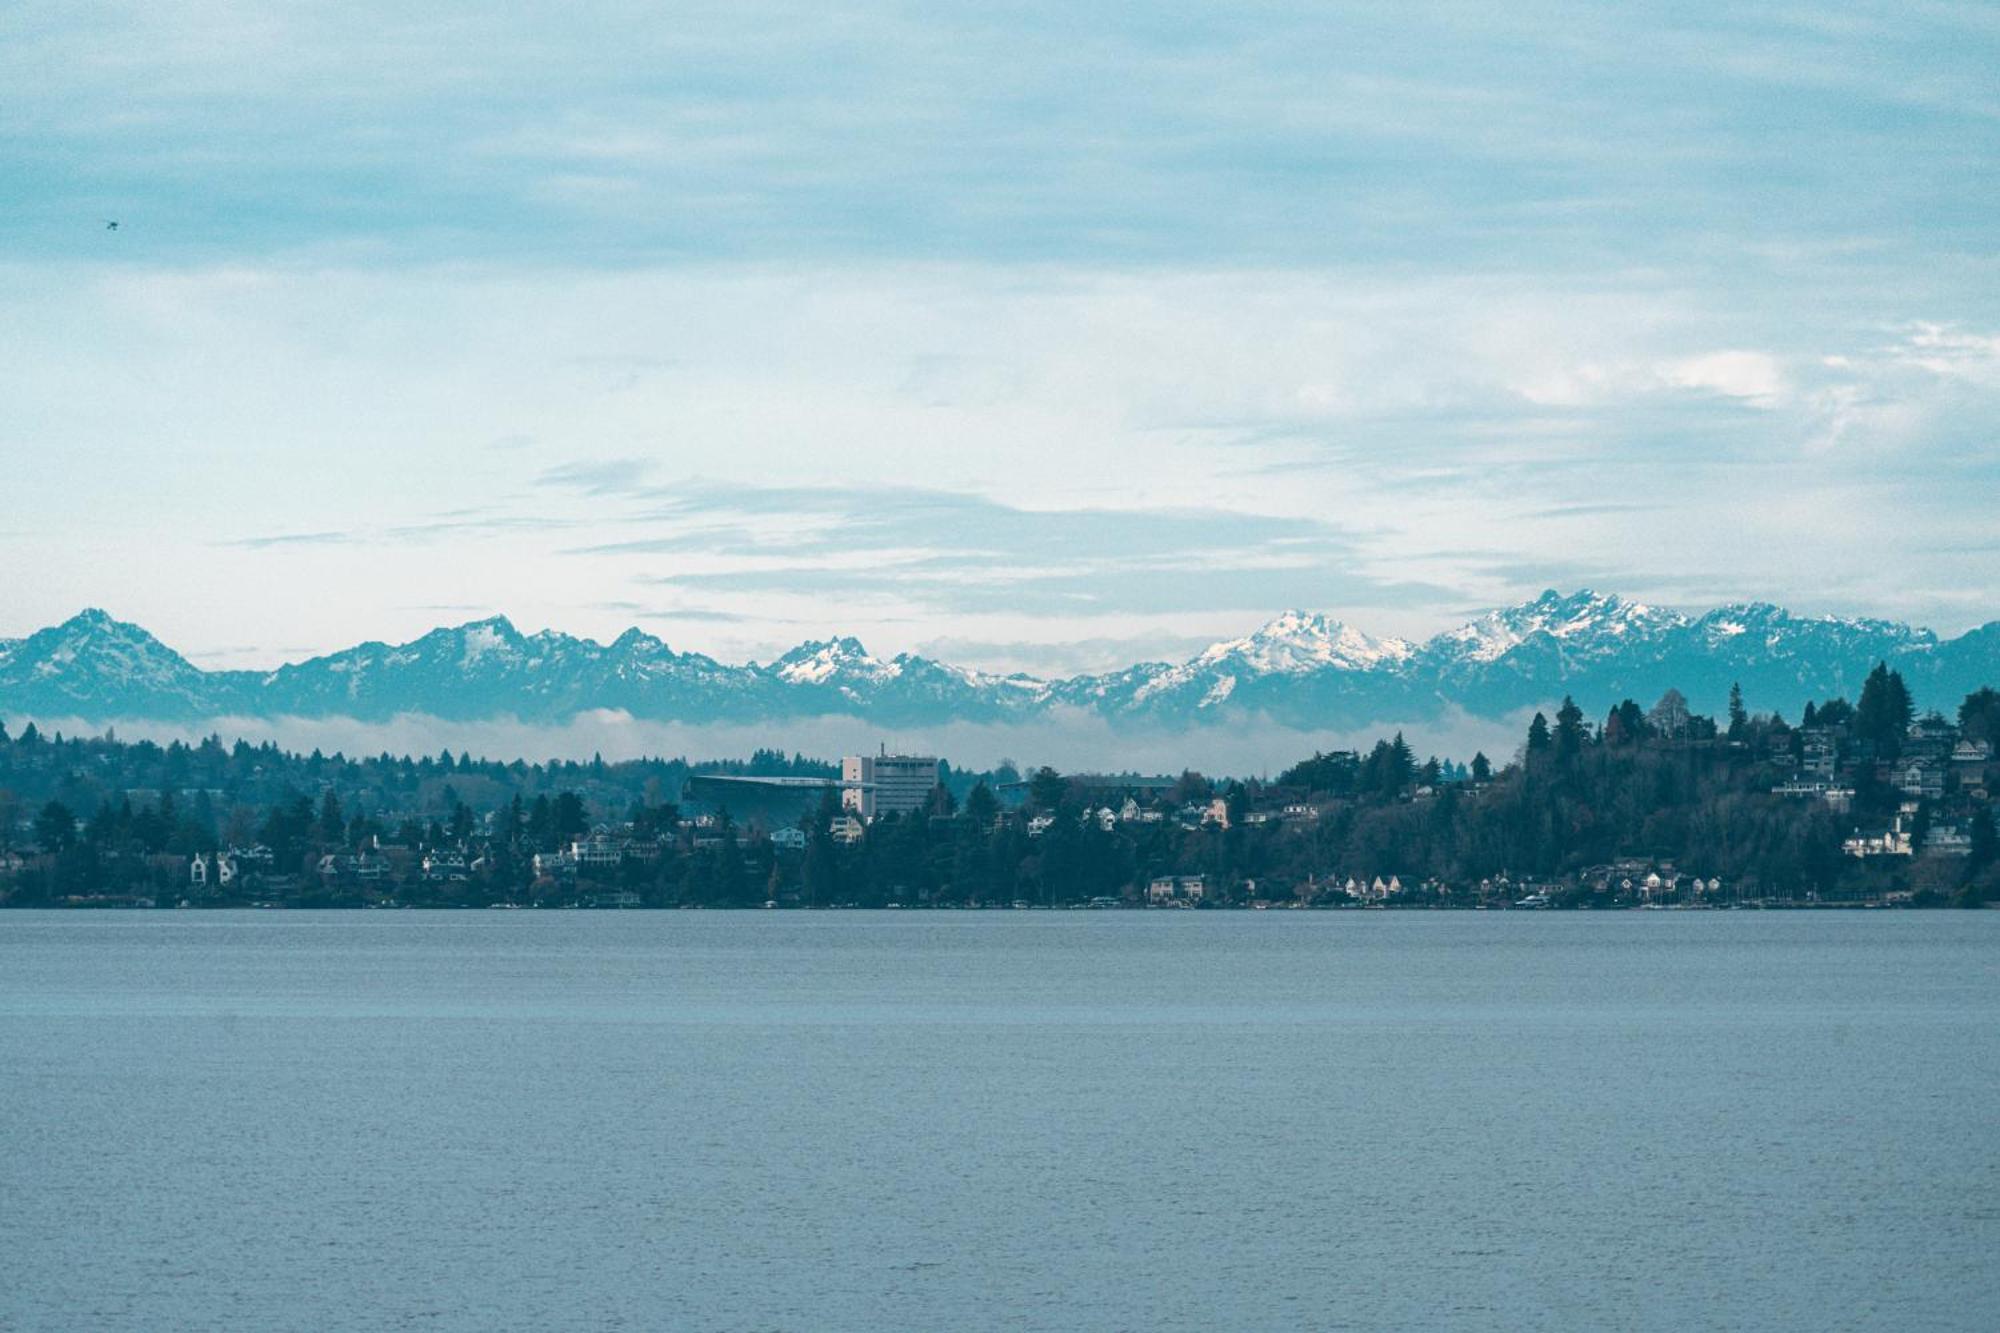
[3,912,1997,1331]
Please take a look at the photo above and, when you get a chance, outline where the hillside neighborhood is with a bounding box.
[1,662,1994,911]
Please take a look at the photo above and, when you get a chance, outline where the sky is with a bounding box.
[3,1,1997,677]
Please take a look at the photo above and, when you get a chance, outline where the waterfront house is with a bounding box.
[1146,875,1205,905]
[1844,810,1915,857]
[1922,825,1973,858]
[570,833,623,869]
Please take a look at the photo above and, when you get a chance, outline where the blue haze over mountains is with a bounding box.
[3,592,1996,734]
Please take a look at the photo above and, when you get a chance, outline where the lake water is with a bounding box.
[3,911,1997,1331]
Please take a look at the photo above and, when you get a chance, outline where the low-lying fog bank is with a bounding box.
[15,705,1538,777]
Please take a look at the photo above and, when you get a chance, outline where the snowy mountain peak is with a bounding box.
[610,626,669,654]
[1523,588,1661,632]
[1431,588,1684,663]
[449,618,528,668]
[45,608,177,652]
[1697,602,1790,640]
[6,593,1996,731]
[771,636,897,685]
[1202,609,1414,673]
[1118,610,1417,708]
[3,608,209,701]
[52,609,181,652]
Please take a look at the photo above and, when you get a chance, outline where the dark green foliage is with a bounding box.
[1,680,1995,908]
[1555,696,1585,758]
[1028,766,1067,812]
[1604,699,1646,746]
[35,801,76,853]
[1278,750,1358,793]
[1856,662,1915,757]
[552,792,588,841]
[1960,688,2000,746]
[1970,805,1997,876]
[963,781,998,828]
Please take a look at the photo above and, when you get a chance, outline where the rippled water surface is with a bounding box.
[4,911,1998,1330]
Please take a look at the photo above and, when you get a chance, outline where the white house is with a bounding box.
[570,834,623,868]
[1147,875,1205,904]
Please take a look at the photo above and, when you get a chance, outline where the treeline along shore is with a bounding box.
[2,665,1997,910]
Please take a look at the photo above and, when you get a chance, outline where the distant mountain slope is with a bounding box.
[0,609,258,719]
[3,591,1995,731]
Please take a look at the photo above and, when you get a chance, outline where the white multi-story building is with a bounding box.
[570,834,623,868]
[841,750,940,820]
[1147,875,1205,904]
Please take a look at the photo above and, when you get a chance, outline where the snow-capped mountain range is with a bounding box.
[2,592,1996,732]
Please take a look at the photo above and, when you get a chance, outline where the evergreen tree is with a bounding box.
[713,816,747,905]
[497,795,524,847]
[191,790,217,849]
[1606,699,1647,746]
[552,791,588,842]
[1969,806,1997,877]
[1527,713,1552,753]
[35,801,77,853]
[318,791,345,847]
[1727,682,1748,741]
[1856,662,1915,757]
[1390,733,1416,789]
[803,823,840,906]
[1470,752,1492,784]
[1555,697,1585,758]
[963,781,999,829]
[1959,688,2000,746]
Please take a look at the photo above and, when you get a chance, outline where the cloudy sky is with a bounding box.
[3,1,1997,675]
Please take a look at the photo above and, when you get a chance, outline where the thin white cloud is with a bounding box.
[3,262,1998,664]
[1659,351,1787,405]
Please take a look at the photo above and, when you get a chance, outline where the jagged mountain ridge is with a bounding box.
[2,591,1995,731]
